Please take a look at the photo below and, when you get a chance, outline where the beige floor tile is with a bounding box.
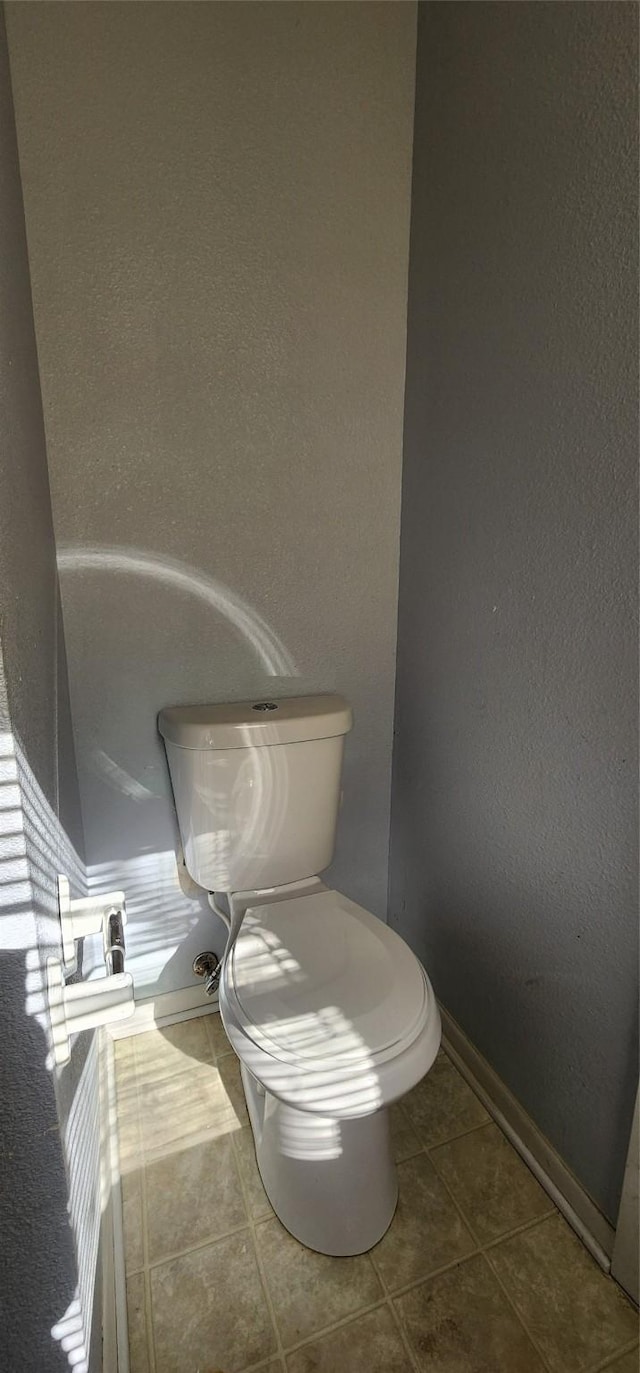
[119,1120,143,1174]
[122,1166,144,1272]
[403,1052,489,1148]
[205,1009,234,1060]
[134,1017,213,1087]
[396,1253,546,1372]
[390,1102,422,1163]
[286,1305,413,1372]
[146,1133,247,1262]
[431,1121,553,1242]
[115,1046,139,1124]
[604,1350,640,1372]
[217,1050,250,1123]
[137,1059,246,1159]
[370,1152,475,1292]
[233,1125,274,1221]
[255,1215,382,1348]
[126,1271,150,1373]
[115,1021,640,1373]
[117,1087,143,1175]
[150,1230,276,1373]
[488,1214,639,1373]
[114,1034,136,1068]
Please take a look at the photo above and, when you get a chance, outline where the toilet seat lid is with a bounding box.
[226,889,428,1066]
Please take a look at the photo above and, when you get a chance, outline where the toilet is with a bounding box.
[158,694,441,1256]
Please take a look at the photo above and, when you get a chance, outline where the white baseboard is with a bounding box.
[108,982,220,1039]
[440,1005,615,1270]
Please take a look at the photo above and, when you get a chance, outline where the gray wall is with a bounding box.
[8,0,416,996]
[391,0,638,1223]
[0,6,98,1368]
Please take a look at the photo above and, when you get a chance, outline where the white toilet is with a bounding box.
[158,694,441,1256]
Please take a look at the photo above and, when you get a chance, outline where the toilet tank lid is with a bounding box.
[158,694,353,750]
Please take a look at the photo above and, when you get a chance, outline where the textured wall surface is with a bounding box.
[8,0,416,994]
[0,7,82,851]
[391,1,638,1223]
[0,7,97,1367]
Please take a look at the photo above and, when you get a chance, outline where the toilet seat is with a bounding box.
[220,887,440,1117]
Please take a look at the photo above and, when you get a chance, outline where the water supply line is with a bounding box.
[208,892,231,932]
[197,877,326,998]
[200,891,246,996]
[192,892,241,997]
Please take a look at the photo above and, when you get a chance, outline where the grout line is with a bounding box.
[479,1247,556,1372]
[278,1298,390,1356]
[420,1117,495,1151]
[202,1010,219,1059]
[405,1148,480,1250]
[386,1292,422,1373]
[377,1248,480,1303]
[395,1148,424,1164]
[588,1339,640,1372]
[139,1147,157,1371]
[133,1056,220,1092]
[373,1203,576,1307]
[145,1219,252,1272]
[419,1156,558,1373]
[240,1221,284,1366]
[240,1356,286,1373]
[132,1013,232,1097]
[425,1137,559,1246]
[228,1129,285,1368]
[126,1054,157,1373]
[140,1123,244,1168]
[480,1208,558,1250]
[203,1008,235,1063]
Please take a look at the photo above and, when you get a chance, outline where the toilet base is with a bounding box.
[240,1062,398,1256]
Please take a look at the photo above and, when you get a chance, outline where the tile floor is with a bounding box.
[114,1013,638,1373]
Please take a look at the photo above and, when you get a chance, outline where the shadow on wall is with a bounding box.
[57,544,301,995]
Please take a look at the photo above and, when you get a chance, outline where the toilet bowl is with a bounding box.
[158,694,441,1255]
[218,879,441,1254]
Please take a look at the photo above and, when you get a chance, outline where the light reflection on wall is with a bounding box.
[56,543,300,996]
[56,544,297,676]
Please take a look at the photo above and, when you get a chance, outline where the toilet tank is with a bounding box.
[158,695,352,893]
